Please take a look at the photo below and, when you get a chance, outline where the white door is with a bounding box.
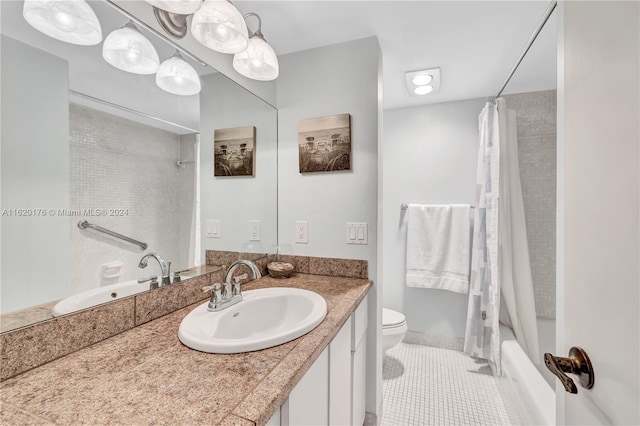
[557,1,639,424]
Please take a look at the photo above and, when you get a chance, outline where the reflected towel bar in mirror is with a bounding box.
[78,220,148,250]
[401,203,476,211]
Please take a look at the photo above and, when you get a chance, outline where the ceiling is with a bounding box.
[2,0,557,124]
[234,1,557,110]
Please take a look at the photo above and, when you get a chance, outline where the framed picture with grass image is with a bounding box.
[214,126,256,177]
[298,113,351,173]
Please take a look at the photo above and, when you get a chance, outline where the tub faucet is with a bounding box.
[138,253,170,286]
[203,259,261,312]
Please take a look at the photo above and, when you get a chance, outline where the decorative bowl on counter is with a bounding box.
[267,261,294,278]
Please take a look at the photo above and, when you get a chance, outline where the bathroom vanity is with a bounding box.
[0,273,370,425]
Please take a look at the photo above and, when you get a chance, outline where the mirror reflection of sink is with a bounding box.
[51,280,149,317]
[178,287,327,354]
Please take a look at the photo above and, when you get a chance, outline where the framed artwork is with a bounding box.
[214,126,256,177]
[298,113,351,173]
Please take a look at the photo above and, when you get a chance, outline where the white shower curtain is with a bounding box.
[463,99,539,374]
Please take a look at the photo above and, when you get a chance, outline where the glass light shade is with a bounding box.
[191,0,248,54]
[144,0,202,15]
[156,55,201,96]
[414,85,434,95]
[23,0,102,45]
[232,36,279,81]
[412,73,433,86]
[102,25,159,75]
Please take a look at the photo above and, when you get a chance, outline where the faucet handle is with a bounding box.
[233,273,249,284]
[201,283,221,293]
[138,275,159,290]
[173,269,190,283]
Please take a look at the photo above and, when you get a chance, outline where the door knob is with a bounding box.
[544,347,594,394]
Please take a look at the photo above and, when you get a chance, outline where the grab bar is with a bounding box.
[78,220,148,250]
[401,203,475,211]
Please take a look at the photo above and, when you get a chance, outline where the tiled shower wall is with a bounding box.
[504,90,557,319]
[69,103,196,293]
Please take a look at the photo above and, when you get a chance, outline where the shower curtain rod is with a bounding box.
[69,90,198,134]
[493,0,557,99]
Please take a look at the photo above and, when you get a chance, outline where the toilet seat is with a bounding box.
[383,308,406,328]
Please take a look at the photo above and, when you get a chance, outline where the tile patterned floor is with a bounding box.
[381,342,511,426]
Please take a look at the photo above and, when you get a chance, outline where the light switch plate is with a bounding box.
[346,222,368,245]
[206,220,220,238]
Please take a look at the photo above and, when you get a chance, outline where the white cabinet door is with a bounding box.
[330,319,352,425]
[558,2,639,424]
[288,347,329,425]
[351,299,368,426]
[352,334,367,426]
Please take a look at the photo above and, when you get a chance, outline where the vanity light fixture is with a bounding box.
[232,13,279,81]
[144,0,203,15]
[190,0,248,54]
[22,0,102,45]
[102,21,160,75]
[156,51,202,96]
[145,0,203,39]
[405,68,441,96]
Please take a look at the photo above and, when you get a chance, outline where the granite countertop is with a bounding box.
[0,274,371,425]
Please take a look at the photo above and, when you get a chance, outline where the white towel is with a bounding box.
[406,204,471,293]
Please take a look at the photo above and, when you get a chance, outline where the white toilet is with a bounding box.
[382,308,407,352]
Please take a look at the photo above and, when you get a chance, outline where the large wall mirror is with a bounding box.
[0,0,278,332]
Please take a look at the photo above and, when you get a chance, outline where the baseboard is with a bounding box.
[403,331,464,351]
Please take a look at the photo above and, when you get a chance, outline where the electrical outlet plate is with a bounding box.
[295,220,308,244]
[248,220,261,241]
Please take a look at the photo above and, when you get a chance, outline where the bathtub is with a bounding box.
[52,279,150,317]
[498,318,556,426]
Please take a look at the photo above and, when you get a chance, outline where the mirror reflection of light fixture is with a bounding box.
[232,13,278,81]
[102,21,160,75]
[156,51,202,96]
[22,0,102,45]
[191,0,248,54]
[146,0,204,39]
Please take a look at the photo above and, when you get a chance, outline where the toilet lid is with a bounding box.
[383,308,406,327]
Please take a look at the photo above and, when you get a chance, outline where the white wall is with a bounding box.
[383,98,485,339]
[276,36,381,415]
[1,36,70,313]
[200,73,278,256]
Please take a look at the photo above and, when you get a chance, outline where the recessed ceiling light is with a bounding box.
[405,68,441,97]
[412,74,433,86]
[414,85,434,95]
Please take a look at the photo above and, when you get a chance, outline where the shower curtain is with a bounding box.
[463,99,539,374]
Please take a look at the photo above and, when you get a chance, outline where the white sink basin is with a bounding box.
[178,287,327,354]
[52,280,149,317]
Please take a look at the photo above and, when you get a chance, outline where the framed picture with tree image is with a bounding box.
[214,126,256,177]
[298,113,351,173]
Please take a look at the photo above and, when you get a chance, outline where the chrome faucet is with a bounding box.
[203,259,261,312]
[138,253,171,286]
